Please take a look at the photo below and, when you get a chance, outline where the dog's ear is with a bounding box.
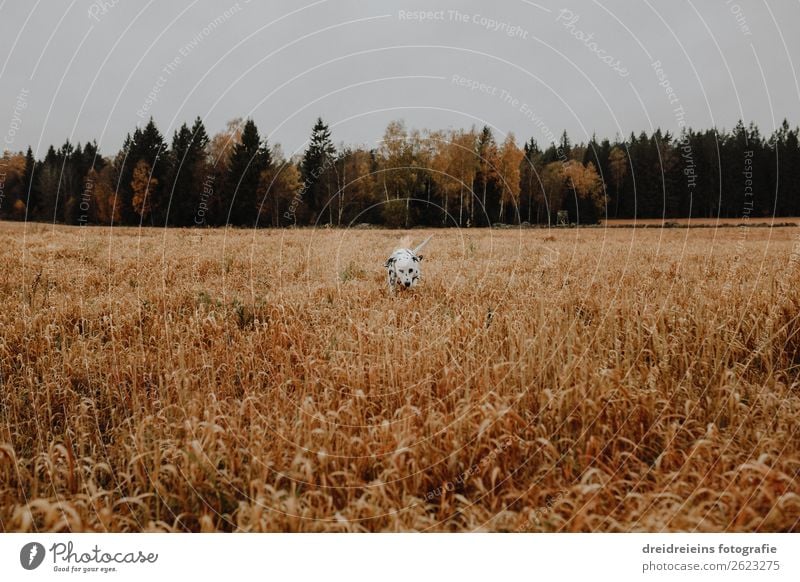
[384,257,395,268]
[414,255,423,262]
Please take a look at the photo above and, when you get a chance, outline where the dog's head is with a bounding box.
[385,251,423,289]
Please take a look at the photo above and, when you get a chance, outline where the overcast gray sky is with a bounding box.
[1,0,798,158]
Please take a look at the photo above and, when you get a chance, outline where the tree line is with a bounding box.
[1,116,798,227]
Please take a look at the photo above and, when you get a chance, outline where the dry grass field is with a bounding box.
[1,221,799,532]
[600,217,800,227]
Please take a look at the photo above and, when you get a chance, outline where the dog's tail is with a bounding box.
[413,235,433,255]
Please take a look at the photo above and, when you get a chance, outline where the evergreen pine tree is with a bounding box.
[475,126,500,226]
[23,147,38,218]
[124,119,166,224]
[301,118,336,221]
[167,123,193,226]
[521,138,542,223]
[228,119,269,226]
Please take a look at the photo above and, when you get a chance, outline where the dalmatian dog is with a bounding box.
[384,235,432,292]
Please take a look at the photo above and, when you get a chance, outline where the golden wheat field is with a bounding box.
[1,220,799,533]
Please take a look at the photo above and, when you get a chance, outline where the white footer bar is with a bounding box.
[2,533,797,581]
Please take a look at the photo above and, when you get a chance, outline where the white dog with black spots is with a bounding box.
[384,235,432,292]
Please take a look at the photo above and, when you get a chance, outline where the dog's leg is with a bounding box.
[385,258,397,295]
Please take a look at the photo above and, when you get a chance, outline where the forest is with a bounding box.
[0,116,798,227]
